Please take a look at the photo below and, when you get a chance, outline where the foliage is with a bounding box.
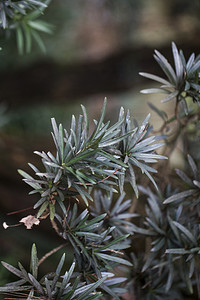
[1,42,200,299]
[0,0,53,53]
[140,42,200,114]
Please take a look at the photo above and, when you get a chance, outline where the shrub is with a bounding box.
[1,42,200,299]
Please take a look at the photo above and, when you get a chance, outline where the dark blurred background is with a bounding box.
[1,0,200,284]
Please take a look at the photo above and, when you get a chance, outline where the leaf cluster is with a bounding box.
[3,43,200,299]
[129,155,200,298]
[0,244,106,299]
[0,0,53,53]
[140,42,200,114]
[18,98,165,221]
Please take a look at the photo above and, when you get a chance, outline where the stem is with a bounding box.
[38,243,67,266]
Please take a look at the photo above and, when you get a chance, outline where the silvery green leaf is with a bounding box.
[57,198,67,215]
[165,248,191,254]
[116,213,138,219]
[23,178,41,190]
[172,42,184,84]
[147,194,162,224]
[97,234,130,251]
[27,0,47,7]
[37,200,49,218]
[28,273,44,294]
[189,59,200,75]
[142,251,157,272]
[34,150,51,161]
[139,72,171,86]
[1,261,23,278]
[151,237,165,252]
[193,180,200,189]
[187,154,198,179]
[172,221,196,245]
[111,192,125,215]
[76,232,101,240]
[73,209,88,227]
[127,162,138,197]
[140,88,170,94]
[175,169,193,186]
[5,277,27,287]
[104,277,127,286]
[45,277,52,298]
[154,50,177,85]
[167,215,181,242]
[28,163,40,173]
[95,253,132,266]
[163,189,196,204]
[30,244,38,278]
[131,135,156,151]
[47,151,59,164]
[54,168,62,183]
[41,188,51,197]
[165,264,174,292]
[148,102,168,121]
[77,213,106,230]
[161,90,179,103]
[186,53,195,71]
[0,285,31,292]
[131,224,156,236]
[75,277,106,300]
[146,217,165,235]
[55,253,65,275]
[190,82,200,90]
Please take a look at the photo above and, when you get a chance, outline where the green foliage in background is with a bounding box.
[1,42,200,299]
[0,0,53,53]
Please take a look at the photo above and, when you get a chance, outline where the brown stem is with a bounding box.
[51,219,63,238]
[7,206,33,215]
[38,243,67,266]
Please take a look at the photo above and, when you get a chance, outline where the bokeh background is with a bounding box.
[1,0,200,286]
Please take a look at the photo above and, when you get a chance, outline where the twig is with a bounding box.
[7,206,33,215]
[38,243,67,266]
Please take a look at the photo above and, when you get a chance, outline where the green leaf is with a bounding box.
[77,213,106,230]
[0,285,31,292]
[148,102,168,121]
[16,26,24,55]
[23,23,32,53]
[1,261,23,278]
[28,20,53,34]
[139,72,172,86]
[172,221,197,245]
[154,49,177,85]
[163,189,196,204]
[97,234,130,251]
[95,253,132,266]
[31,29,46,52]
[49,202,55,220]
[65,149,99,167]
[172,42,184,83]
[28,273,44,294]
[33,197,47,209]
[30,243,38,278]
[166,248,191,255]
[76,277,106,300]
[56,253,65,275]
[57,262,76,298]
[161,90,179,103]
[140,88,170,94]
[18,262,31,283]
[127,162,138,198]
[37,200,49,218]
